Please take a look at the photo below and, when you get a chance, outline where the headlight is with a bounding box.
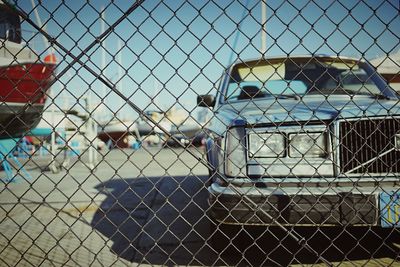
[289,132,327,158]
[248,133,285,158]
[225,127,246,177]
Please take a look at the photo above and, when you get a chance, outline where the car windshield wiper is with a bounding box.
[227,94,301,101]
[346,92,391,100]
[275,94,301,100]
[368,94,391,100]
[307,88,391,100]
[339,88,391,100]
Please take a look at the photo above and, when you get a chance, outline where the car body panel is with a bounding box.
[209,96,400,132]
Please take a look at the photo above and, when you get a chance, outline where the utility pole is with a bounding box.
[117,40,123,119]
[101,6,107,106]
[30,0,59,172]
[261,0,267,54]
[85,97,97,171]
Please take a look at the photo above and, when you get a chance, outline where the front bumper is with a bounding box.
[208,181,397,226]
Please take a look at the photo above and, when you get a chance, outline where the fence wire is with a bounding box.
[1,0,400,266]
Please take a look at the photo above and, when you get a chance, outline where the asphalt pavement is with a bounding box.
[0,146,399,266]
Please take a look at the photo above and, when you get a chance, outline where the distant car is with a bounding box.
[198,55,400,227]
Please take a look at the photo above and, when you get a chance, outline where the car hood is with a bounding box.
[210,95,400,133]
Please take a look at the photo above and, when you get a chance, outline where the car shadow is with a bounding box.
[91,176,400,266]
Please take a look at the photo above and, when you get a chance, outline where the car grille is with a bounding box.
[339,118,400,174]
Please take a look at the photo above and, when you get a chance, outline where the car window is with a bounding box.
[226,80,307,100]
[312,69,381,95]
[225,58,389,101]
[237,63,285,82]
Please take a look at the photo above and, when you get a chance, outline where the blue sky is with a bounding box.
[13,0,400,121]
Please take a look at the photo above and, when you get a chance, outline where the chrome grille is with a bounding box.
[339,118,400,174]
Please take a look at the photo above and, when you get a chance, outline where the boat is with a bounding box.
[168,122,204,147]
[137,108,208,147]
[137,110,173,136]
[98,119,141,148]
[167,109,210,146]
[0,2,56,139]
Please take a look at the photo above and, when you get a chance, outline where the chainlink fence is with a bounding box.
[1,0,400,266]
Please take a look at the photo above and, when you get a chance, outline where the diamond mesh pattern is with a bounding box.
[1,0,399,266]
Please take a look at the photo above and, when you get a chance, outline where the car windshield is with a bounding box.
[225,57,388,101]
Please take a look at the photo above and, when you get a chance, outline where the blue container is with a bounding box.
[132,142,141,150]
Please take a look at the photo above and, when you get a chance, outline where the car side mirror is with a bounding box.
[197,94,215,108]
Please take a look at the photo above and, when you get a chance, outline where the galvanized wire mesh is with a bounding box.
[1,0,400,266]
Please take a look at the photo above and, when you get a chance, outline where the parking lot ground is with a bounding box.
[1,147,399,266]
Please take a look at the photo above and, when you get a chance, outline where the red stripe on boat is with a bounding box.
[0,63,56,104]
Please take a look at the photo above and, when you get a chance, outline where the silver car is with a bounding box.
[198,55,400,227]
